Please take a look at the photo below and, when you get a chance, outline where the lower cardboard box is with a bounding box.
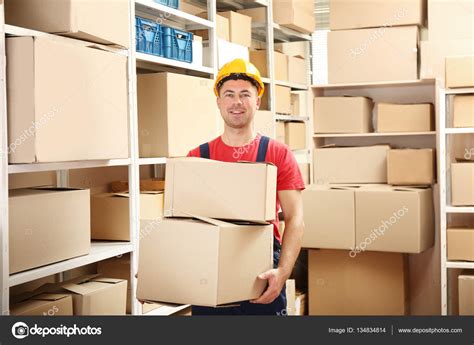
[10,294,73,316]
[459,273,474,315]
[447,228,474,262]
[453,95,474,128]
[451,163,474,206]
[285,122,306,150]
[137,218,273,307]
[376,103,434,133]
[308,249,408,315]
[387,149,436,185]
[453,134,474,162]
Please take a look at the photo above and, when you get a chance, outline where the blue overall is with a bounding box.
[191,136,287,315]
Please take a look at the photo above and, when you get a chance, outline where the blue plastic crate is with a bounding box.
[163,26,193,63]
[153,0,179,9]
[135,16,163,57]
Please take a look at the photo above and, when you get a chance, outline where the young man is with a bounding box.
[188,59,305,315]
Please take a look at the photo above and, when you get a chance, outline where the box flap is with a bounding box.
[32,293,69,302]
[61,283,91,296]
[92,277,125,284]
[237,160,276,167]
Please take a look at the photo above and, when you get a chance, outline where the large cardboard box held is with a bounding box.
[428,0,474,41]
[308,249,408,315]
[459,273,474,315]
[5,0,130,47]
[6,37,128,163]
[446,56,474,88]
[254,110,275,139]
[273,0,315,34]
[91,192,164,241]
[302,185,356,250]
[453,95,474,128]
[387,149,436,185]
[250,50,288,81]
[164,158,277,222]
[9,188,90,274]
[313,145,390,184]
[10,294,73,316]
[355,186,434,254]
[328,26,418,84]
[137,218,273,307]
[376,103,434,133]
[451,163,474,206]
[285,122,306,150]
[329,0,425,30]
[313,97,373,134]
[97,255,132,314]
[192,13,229,41]
[447,228,474,262]
[138,73,218,158]
[218,11,252,47]
[203,39,249,69]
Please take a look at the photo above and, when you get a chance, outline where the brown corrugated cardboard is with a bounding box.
[387,149,436,185]
[9,188,90,274]
[286,279,296,315]
[428,0,474,41]
[447,228,474,262]
[446,56,474,88]
[203,39,249,69]
[250,50,288,81]
[9,171,56,190]
[459,273,474,315]
[376,103,434,133]
[288,56,307,85]
[273,0,315,34]
[6,37,128,163]
[110,179,165,193]
[328,26,418,84]
[453,95,474,128]
[329,0,425,30]
[314,97,373,134]
[285,122,306,150]
[192,13,229,41]
[164,158,277,222]
[254,110,275,139]
[298,163,310,185]
[275,85,292,114]
[308,249,408,315]
[91,192,164,241]
[276,121,286,144]
[219,11,252,47]
[451,163,474,206]
[355,186,434,254]
[313,145,390,184]
[138,73,218,158]
[291,91,307,117]
[236,8,266,23]
[302,185,356,250]
[274,41,308,59]
[453,134,474,162]
[137,218,273,307]
[5,0,130,47]
[10,294,73,316]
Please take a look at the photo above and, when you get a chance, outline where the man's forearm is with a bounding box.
[277,217,304,279]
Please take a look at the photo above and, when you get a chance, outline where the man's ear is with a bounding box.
[256,95,261,109]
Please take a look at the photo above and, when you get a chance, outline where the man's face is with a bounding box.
[217,79,261,129]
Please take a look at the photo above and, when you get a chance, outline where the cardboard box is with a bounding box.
[275,85,292,114]
[219,11,252,47]
[276,121,286,144]
[203,38,249,69]
[237,8,266,23]
[250,50,288,81]
[91,192,164,241]
[448,228,474,262]
[446,56,474,88]
[5,0,130,47]
[164,158,277,222]
[274,41,308,59]
[295,290,306,316]
[10,294,73,316]
[313,145,390,184]
[97,254,132,313]
[376,103,434,133]
[314,97,373,134]
[451,163,474,206]
[308,249,408,315]
[291,91,307,117]
[387,149,436,185]
[7,37,128,163]
[355,186,434,254]
[298,163,310,185]
[453,134,474,162]
[273,0,315,34]
[302,185,356,250]
[285,122,306,150]
[428,0,474,41]
[286,279,296,315]
[138,73,218,158]
[328,26,418,84]
[137,218,273,307]
[329,0,425,30]
[192,13,229,41]
[459,273,474,315]
[453,95,474,128]
[9,188,90,274]
[420,39,474,79]
[288,56,307,85]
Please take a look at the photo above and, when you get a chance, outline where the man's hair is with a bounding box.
[216,73,260,95]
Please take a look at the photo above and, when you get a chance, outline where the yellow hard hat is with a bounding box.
[214,58,265,97]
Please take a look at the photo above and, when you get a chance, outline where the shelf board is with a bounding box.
[188,0,267,11]
[445,87,474,95]
[446,261,474,269]
[445,128,474,134]
[312,79,436,90]
[9,242,133,287]
[272,23,311,42]
[142,303,191,316]
[135,0,213,29]
[275,115,309,122]
[313,131,436,138]
[446,206,474,213]
[8,159,131,174]
[136,52,214,74]
[275,80,309,90]
[138,157,167,165]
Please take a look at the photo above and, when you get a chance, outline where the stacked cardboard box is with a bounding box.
[291,91,307,117]
[273,0,315,34]
[285,122,306,150]
[459,273,474,315]
[447,228,474,262]
[452,95,474,128]
[10,294,73,316]
[250,50,288,81]
[451,163,474,206]
[387,149,436,185]
[446,56,474,88]
[376,103,434,133]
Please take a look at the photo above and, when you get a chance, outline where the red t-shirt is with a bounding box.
[187,134,305,242]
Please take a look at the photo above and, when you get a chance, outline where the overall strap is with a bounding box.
[199,143,210,159]
[256,136,270,162]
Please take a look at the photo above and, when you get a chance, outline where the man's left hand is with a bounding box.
[250,268,287,304]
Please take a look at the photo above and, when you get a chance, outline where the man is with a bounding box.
[188,59,305,315]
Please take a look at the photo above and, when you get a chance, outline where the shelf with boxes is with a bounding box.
[8,160,132,175]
